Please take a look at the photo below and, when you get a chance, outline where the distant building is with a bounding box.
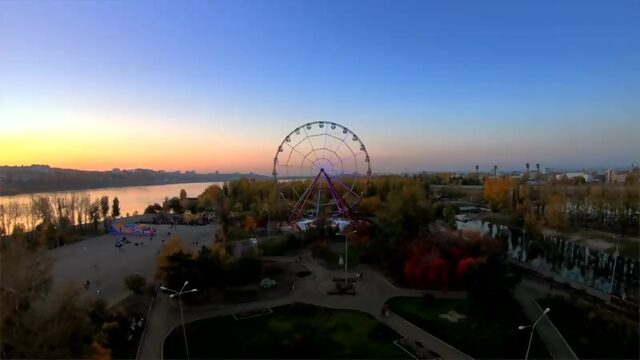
[607,169,627,184]
[556,172,594,183]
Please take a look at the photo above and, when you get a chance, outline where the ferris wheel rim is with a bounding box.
[272,121,372,179]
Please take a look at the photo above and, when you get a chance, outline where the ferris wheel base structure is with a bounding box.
[287,168,352,224]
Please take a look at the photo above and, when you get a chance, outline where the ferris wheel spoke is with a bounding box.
[282,163,316,175]
[332,176,359,197]
[333,131,350,154]
[340,151,365,166]
[283,142,317,169]
[323,123,329,162]
[302,126,322,165]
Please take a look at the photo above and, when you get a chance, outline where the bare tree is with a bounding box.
[69,195,78,227]
[6,202,21,235]
[0,204,6,236]
[32,196,53,225]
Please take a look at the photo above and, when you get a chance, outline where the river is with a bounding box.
[0,182,222,216]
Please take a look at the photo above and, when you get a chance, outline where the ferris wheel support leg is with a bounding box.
[322,171,352,220]
[288,170,324,224]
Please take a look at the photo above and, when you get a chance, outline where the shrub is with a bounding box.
[124,274,147,294]
[263,262,284,276]
[226,256,263,286]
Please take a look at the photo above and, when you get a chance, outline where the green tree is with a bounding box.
[99,196,109,220]
[165,197,184,214]
[144,203,162,214]
[89,200,101,231]
[111,197,120,219]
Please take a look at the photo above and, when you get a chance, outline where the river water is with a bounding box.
[0,182,222,216]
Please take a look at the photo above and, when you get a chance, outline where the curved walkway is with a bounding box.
[138,252,471,360]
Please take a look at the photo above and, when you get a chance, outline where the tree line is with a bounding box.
[483,176,640,235]
[0,194,122,247]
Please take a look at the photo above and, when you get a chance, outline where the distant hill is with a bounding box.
[0,165,270,196]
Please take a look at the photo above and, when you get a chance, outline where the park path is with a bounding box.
[139,251,472,360]
[514,279,578,360]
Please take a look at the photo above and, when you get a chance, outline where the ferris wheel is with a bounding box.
[272,121,371,223]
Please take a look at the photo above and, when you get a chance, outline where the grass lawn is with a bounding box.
[388,297,551,359]
[538,297,639,359]
[163,303,408,359]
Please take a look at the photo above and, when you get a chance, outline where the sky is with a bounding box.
[1,0,638,174]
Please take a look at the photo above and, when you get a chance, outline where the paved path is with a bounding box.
[514,279,578,360]
[139,251,472,360]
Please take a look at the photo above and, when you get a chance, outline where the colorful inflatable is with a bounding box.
[108,223,156,236]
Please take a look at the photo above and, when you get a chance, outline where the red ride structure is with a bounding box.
[272,122,371,225]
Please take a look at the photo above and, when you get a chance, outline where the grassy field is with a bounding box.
[538,297,639,359]
[388,297,551,359]
[163,303,408,359]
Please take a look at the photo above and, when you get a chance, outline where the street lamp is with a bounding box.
[609,236,620,294]
[345,229,357,286]
[160,281,198,360]
[266,207,270,240]
[518,307,550,360]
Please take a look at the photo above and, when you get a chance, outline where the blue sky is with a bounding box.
[0,0,638,173]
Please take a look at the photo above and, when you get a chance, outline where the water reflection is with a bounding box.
[0,182,222,219]
[458,219,639,299]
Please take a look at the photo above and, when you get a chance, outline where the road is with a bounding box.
[514,278,579,360]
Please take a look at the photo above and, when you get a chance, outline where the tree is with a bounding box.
[111,197,120,219]
[144,203,162,214]
[0,233,54,357]
[475,164,479,176]
[33,196,53,225]
[483,177,514,212]
[99,196,109,232]
[89,200,101,231]
[0,204,6,236]
[526,162,530,173]
[164,197,183,214]
[179,189,187,202]
[99,196,109,219]
[493,165,498,175]
[536,163,540,173]
[124,274,147,294]
[156,235,191,280]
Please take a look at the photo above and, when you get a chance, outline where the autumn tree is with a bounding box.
[483,177,514,212]
[156,235,191,280]
[544,192,568,230]
[376,179,431,240]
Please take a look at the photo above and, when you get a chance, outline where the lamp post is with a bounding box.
[265,206,270,240]
[160,281,198,360]
[609,236,620,294]
[518,307,550,360]
[345,229,357,286]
